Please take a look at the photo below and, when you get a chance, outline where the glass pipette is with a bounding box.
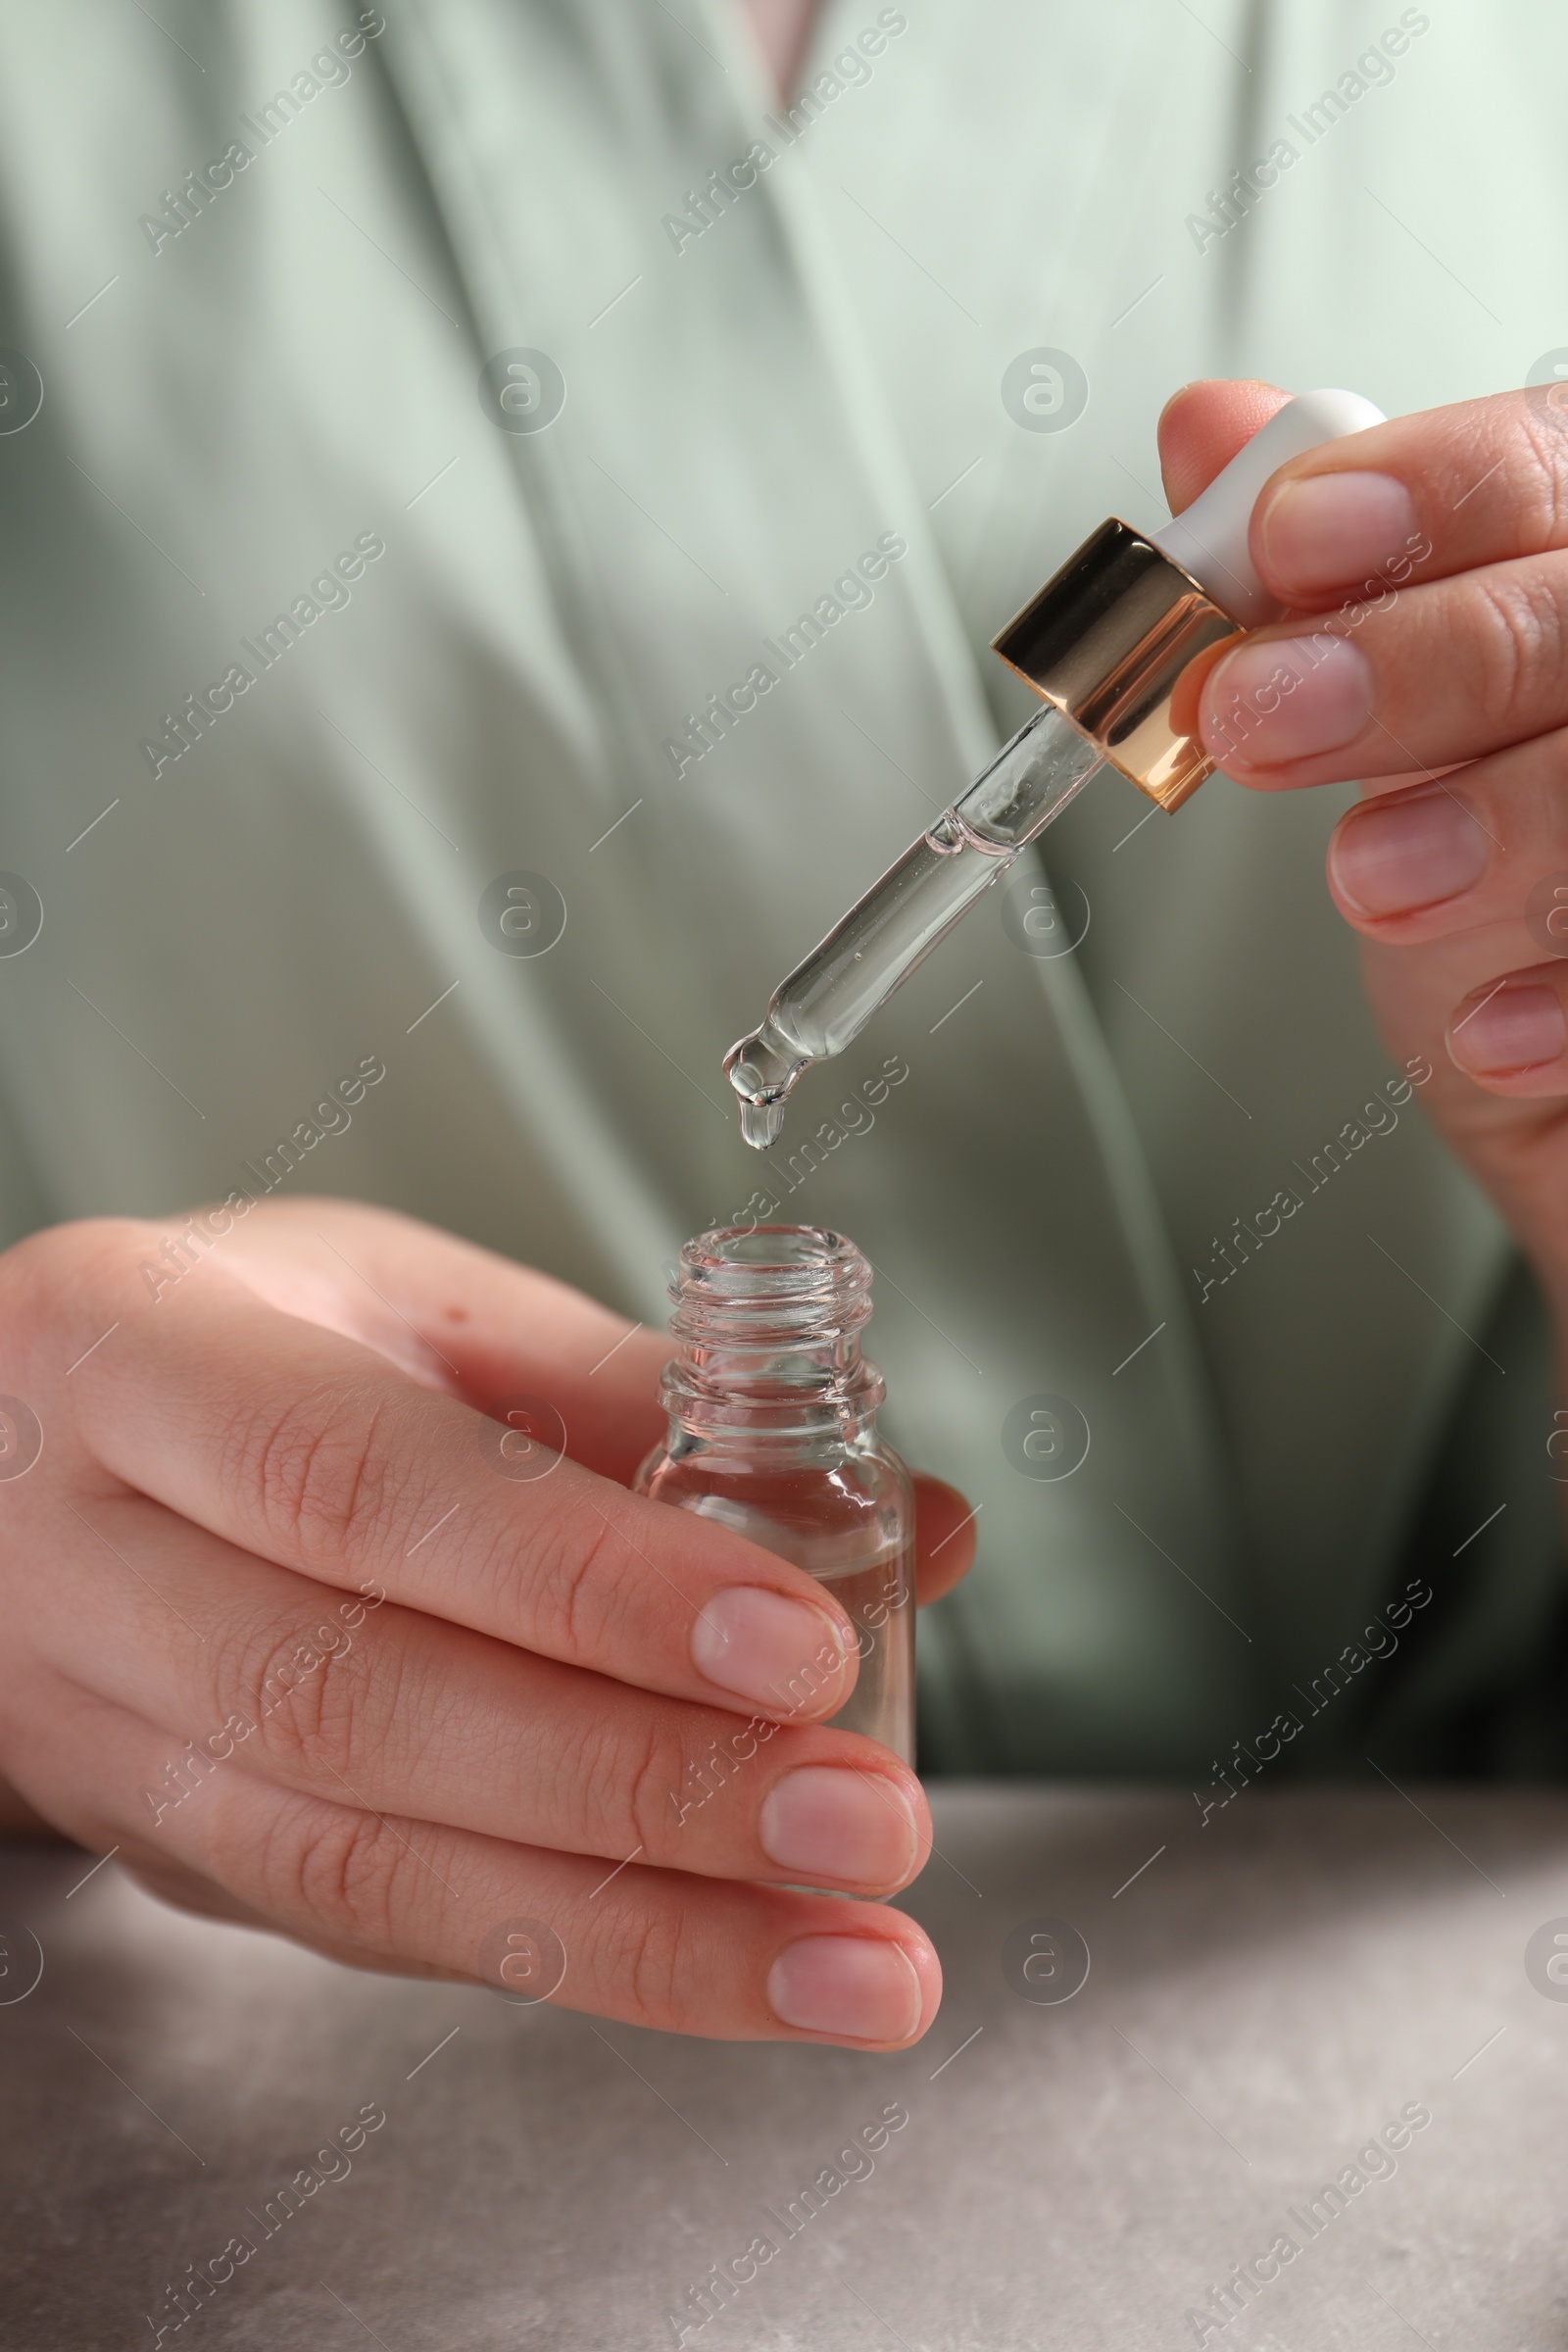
[724,390,1385,1148]
[725,705,1100,1147]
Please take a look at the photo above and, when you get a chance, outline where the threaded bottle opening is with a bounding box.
[672,1224,871,1340]
[662,1225,880,1430]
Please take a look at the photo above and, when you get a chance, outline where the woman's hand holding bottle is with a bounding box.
[0,1200,974,2044]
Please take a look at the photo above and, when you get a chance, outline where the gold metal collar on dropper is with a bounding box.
[989,387,1389,814]
[990,520,1240,812]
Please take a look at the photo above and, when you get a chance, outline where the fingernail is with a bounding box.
[691,1589,851,1708]
[1448,984,1566,1075]
[1256,471,1420,597]
[760,1768,919,1888]
[1329,789,1489,916]
[767,1935,924,2042]
[1202,633,1376,767]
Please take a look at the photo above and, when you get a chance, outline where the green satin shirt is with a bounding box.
[0,0,1561,1779]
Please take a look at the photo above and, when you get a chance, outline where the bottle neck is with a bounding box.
[660,1225,885,1446]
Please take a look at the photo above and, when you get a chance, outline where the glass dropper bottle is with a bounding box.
[724,389,1384,1150]
[634,1224,914,1762]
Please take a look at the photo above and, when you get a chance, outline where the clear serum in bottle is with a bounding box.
[636,1225,915,1762]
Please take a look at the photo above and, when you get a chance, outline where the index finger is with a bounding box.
[1189,392,1568,790]
[1249,387,1566,607]
[50,1227,859,1724]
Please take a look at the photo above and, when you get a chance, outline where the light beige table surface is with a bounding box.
[4,1785,1566,2350]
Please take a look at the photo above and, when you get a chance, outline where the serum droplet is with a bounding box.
[739,1097,786,1151]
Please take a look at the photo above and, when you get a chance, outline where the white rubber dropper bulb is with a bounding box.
[1151,388,1387,629]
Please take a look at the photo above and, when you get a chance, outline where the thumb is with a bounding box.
[1159,379,1293,740]
[1157,377,1291,514]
